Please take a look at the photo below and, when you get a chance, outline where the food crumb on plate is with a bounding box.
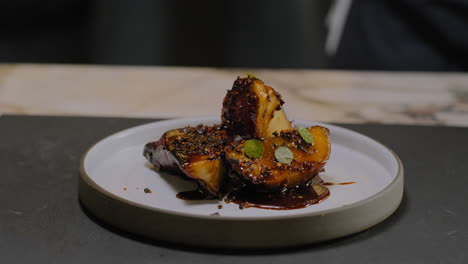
[217,204,223,209]
[144,188,152,194]
[210,212,220,216]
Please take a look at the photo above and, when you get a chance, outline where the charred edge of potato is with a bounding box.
[225,126,331,191]
[144,140,182,174]
[143,125,227,197]
[222,76,292,139]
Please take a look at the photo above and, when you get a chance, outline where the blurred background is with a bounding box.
[1,0,468,71]
[0,0,331,69]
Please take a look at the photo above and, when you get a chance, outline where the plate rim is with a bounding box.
[80,116,404,221]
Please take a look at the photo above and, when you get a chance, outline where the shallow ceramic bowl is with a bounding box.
[79,117,404,248]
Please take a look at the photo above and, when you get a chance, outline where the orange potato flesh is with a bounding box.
[181,156,224,195]
[222,77,292,139]
[225,126,331,189]
[251,80,292,138]
[144,126,226,196]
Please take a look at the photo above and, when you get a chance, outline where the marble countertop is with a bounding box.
[1,63,468,126]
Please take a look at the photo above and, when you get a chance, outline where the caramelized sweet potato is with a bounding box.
[222,77,292,139]
[225,126,330,190]
[144,75,332,207]
[143,125,226,197]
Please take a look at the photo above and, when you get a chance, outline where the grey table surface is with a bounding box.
[1,115,467,264]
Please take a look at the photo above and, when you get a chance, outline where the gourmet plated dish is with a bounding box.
[143,75,331,210]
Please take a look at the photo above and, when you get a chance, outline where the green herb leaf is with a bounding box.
[275,146,294,164]
[244,139,264,158]
[298,127,314,145]
[246,73,258,79]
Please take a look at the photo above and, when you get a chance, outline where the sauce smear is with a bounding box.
[176,189,212,200]
[323,181,356,186]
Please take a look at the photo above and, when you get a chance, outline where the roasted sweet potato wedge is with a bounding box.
[225,126,330,190]
[143,125,226,197]
[222,76,292,139]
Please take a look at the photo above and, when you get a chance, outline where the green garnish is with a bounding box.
[298,127,314,145]
[244,139,264,158]
[275,146,294,164]
[246,73,258,79]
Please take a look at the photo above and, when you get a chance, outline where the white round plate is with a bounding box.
[79,117,403,248]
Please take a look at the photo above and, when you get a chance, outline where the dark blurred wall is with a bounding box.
[0,0,90,63]
[0,0,331,68]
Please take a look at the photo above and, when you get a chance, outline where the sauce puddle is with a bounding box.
[224,184,330,210]
[176,184,329,210]
[177,176,342,210]
[175,177,354,210]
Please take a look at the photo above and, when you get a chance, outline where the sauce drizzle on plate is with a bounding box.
[323,181,356,185]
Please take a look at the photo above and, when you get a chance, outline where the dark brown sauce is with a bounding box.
[225,184,330,210]
[323,181,356,186]
[175,176,347,210]
[176,189,213,200]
